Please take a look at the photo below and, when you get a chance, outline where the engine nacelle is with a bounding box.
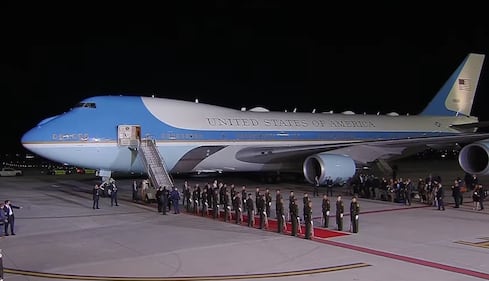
[458,140,489,175]
[303,153,356,185]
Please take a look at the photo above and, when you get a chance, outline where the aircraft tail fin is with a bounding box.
[420,53,485,116]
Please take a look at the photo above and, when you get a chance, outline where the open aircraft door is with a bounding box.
[117,125,141,146]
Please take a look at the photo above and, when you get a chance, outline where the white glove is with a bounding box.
[340,213,343,218]
[227,206,231,210]
[355,215,359,220]
[238,207,242,212]
[268,202,271,206]
[326,211,330,216]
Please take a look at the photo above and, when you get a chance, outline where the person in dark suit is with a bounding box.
[92,184,104,209]
[0,201,6,236]
[110,181,119,207]
[170,187,181,214]
[3,199,22,236]
[161,186,169,215]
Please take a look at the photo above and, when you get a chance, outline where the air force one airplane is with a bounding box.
[20,53,489,187]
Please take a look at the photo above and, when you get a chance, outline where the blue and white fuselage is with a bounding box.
[20,53,489,184]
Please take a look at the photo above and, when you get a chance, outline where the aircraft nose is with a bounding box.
[21,126,41,149]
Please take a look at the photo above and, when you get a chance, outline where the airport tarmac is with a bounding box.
[1,158,488,281]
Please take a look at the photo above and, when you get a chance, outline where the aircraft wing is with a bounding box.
[449,121,489,132]
[235,132,489,165]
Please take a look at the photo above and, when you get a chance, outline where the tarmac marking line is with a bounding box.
[316,239,489,280]
[3,262,370,280]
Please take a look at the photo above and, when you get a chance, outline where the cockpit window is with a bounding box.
[73,102,96,109]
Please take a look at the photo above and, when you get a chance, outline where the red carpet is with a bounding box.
[186,208,349,239]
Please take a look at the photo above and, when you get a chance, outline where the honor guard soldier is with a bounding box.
[183,181,191,212]
[288,191,295,221]
[212,188,219,219]
[201,187,208,216]
[290,198,299,236]
[241,185,247,212]
[336,195,344,231]
[350,196,360,233]
[275,189,282,219]
[257,193,266,229]
[223,190,232,222]
[192,186,199,215]
[230,184,236,210]
[302,192,310,224]
[276,197,285,233]
[265,188,272,218]
[235,192,243,224]
[207,183,214,209]
[246,193,255,227]
[255,187,260,211]
[321,194,331,228]
[304,200,313,239]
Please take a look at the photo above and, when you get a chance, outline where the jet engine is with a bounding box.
[302,153,356,185]
[458,140,489,175]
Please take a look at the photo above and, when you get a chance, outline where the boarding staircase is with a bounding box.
[139,138,174,190]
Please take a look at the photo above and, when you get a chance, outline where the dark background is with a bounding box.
[2,4,489,155]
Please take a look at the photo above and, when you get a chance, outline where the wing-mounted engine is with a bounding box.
[458,140,489,175]
[303,153,356,185]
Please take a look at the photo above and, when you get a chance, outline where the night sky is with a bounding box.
[2,5,489,154]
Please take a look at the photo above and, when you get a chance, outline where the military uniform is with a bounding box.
[350,197,360,233]
[276,198,285,233]
[265,189,272,218]
[184,184,191,212]
[321,195,330,228]
[336,196,344,231]
[235,193,243,224]
[212,188,219,219]
[192,187,199,215]
[275,190,282,219]
[246,194,255,227]
[257,194,266,229]
[288,191,295,221]
[290,198,299,236]
[201,188,208,216]
[241,186,247,212]
[223,191,231,222]
[304,201,313,239]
